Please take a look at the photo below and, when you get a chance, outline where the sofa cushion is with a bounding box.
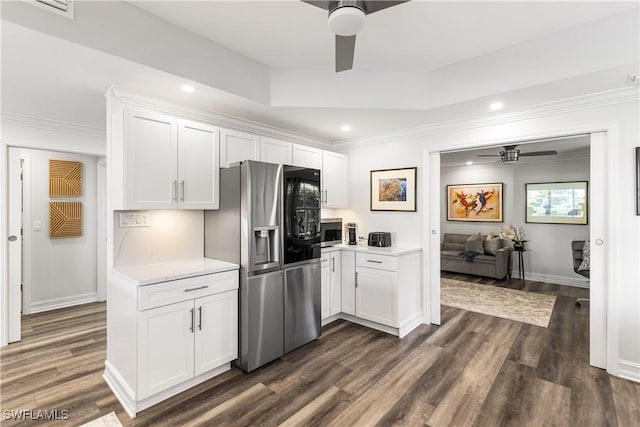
[483,237,502,256]
[441,251,497,265]
[443,242,465,251]
[465,233,484,254]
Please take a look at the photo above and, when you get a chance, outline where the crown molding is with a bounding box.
[333,87,640,150]
[108,86,333,149]
[1,112,106,139]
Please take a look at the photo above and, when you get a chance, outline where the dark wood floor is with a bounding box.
[1,275,639,426]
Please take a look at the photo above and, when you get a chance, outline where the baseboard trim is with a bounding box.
[30,293,99,314]
[618,359,640,383]
[337,313,399,336]
[525,273,589,288]
[399,312,423,338]
[321,314,341,327]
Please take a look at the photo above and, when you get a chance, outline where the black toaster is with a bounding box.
[368,232,392,247]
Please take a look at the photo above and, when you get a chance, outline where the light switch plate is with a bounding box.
[119,211,151,228]
[33,220,42,231]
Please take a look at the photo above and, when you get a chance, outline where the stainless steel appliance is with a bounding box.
[368,232,392,247]
[320,218,342,247]
[204,161,321,373]
[347,222,358,245]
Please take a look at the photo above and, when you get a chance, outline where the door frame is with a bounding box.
[422,122,618,375]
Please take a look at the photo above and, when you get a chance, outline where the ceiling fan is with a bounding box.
[301,0,409,72]
[476,145,558,164]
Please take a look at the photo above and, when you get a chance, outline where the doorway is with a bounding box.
[423,130,614,372]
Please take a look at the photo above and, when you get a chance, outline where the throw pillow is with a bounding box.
[465,233,484,254]
[578,240,590,271]
[485,233,494,240]
[483,237,502,256]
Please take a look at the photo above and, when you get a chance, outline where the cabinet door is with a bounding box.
[329,252,341,316]
[124,106,178,209]
[138,300,194,399]
[320,259,330,320]
[220,129,260,168]
[260,137,292,165]
[322,151,349,208]
[194,290,238,376]
[178,120,220,209]
[291,144,322,169]
[340,251,356,315]
[356,267,398,327]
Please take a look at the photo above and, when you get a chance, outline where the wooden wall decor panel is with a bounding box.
[49,201,83,238]
[49,159,83,196]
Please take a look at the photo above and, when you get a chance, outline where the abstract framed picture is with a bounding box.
[446,182,503,222]
[525,181,588,225]
[49,159,83,196]
[370,167,417,212]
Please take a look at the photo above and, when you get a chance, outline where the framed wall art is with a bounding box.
[370,167,417,212]
[49,201,83,238]
[525,181,588,225]
[49,159,83,196]
[446,182,503,222]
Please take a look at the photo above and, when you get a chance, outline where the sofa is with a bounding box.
[441,233,512,279]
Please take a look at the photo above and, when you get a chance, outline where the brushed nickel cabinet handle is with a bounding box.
[332,257,335,272]
[367,260,383,264]
[355,272,358,288]
[180,180,185,202]
[172,180,178,202]
[184,285,209,292]
[189,308,194,333]
[198,306,202,331]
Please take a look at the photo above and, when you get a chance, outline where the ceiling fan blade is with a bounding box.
[519,150,558,157]
[364,0,409,14]
[476,154,501,157]
[300,0,332,10]
[336,35,356,72]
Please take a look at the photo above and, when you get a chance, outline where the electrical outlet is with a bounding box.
[119,211,151,228]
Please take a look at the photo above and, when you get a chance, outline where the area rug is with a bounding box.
[80,412,123,427]
[441,278,556,328]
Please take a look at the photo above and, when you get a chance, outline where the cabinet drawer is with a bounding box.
[356,253,397,271]
[139,270,239,311]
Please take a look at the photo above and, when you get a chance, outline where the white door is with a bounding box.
[178,119,220,209]
[194,290,238,376]
[124,106,178,209]
[138,300,195,399]
[322,151,348,208]
[260,137,292,165]
[329,252,342,316]
[291,144,322,169]
[320,259,330,320]
[340,251,356,316]
[7,148,22,342]
[356,267,397,327]
[219,129,260,168]
[428,151,441,325]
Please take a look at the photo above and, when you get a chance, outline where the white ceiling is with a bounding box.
[1,1,638,143]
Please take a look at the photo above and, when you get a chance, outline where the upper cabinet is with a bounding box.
[260,137,292,165]
[292,144,323,169]
[220,129,260,168]
[322,151,348,208]
[117,106,220,210]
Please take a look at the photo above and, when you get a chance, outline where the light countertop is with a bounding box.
[322,243,422,256]
[114,257,239,286]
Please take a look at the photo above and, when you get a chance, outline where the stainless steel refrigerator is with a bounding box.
[204,161,321,372]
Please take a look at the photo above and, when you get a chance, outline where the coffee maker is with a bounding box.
[347,222,358,245]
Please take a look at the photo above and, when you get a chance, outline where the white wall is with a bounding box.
[337,93,639,379]
[440,157,590,285]
[21,148,98,312]
[112,210,204,268]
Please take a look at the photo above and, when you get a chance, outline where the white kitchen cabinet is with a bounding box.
[322,151,349,208]
[320,250,341,322]
[105,265,239,418]
[340,251,356,315]
[178,119,220,209]
[119,106,219,210]
[260,137,292,165]
[292,144,323,169]
[220,128,260,168]
[355,267,398,327]
[124,106,178,210]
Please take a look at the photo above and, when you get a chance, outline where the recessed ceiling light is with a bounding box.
[489,101,504,111]
[466,161,473,165]
[341,125,351,132]
[181,84,196,93]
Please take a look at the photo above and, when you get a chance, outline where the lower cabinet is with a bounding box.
[355,267,397,327]
[320,250,341,321]
[105,269,239,417]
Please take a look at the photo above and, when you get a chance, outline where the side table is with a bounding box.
[512,248,526,280]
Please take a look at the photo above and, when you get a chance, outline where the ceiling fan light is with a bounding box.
[500,149,519,163]
[328,6,366,36]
